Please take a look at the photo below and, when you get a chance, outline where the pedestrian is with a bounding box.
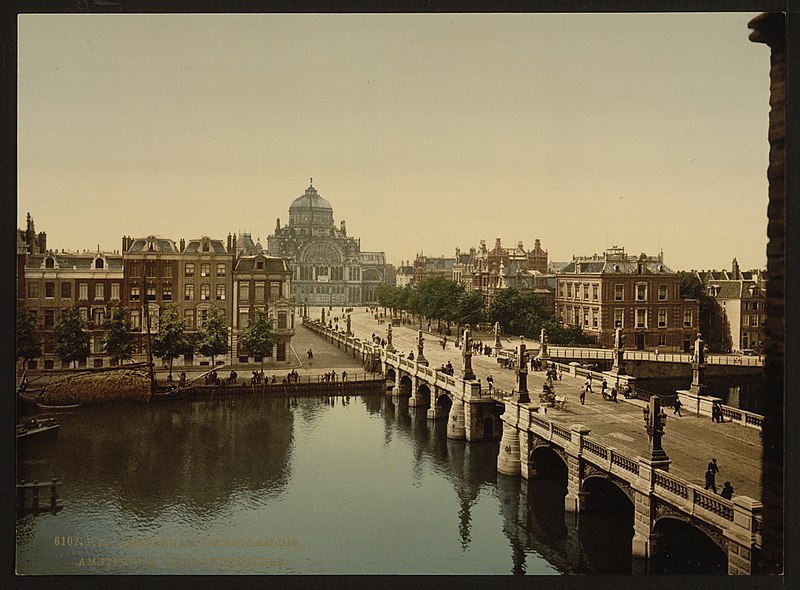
[307,349,313,360]
[342,371,347,382]
[673,397,682,416]
[558,366,562,381]
[720,481,734,500]
[477,378,482,393]
[712,402,724,423]
[610,384,618,403]
[487,375,494,392]
[601,379,608,399]
[705,458,719,493]
[704,468,717,493]
[584,377,593,394]
[579,386,586,405]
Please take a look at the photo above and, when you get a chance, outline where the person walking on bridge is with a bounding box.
[720,481,734,500]
[673,397,682,417]
[704,458,719,493]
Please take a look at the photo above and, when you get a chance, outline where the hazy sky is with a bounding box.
[18,13,770,271]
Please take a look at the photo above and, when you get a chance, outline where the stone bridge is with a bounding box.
[303,318,762,574]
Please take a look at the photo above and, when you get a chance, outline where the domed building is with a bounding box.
[267,180,386,306]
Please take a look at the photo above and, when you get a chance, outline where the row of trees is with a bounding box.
[376,277,595,345]
[16,304,278,378]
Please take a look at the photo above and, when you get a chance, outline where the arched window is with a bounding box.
[95,258,104,269]
[45,257,55,269]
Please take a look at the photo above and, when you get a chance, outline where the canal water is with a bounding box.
[17,392,715,575]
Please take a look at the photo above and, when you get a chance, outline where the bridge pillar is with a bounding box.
[630,457,667,559]
[447,399,466,440]
[563,425,591,513]
[724,496,763,575]
[426,387,447,420]
[408,378,430,408]
[497,418,521,476]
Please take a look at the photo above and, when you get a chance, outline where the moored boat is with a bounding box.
[16,416,60,446]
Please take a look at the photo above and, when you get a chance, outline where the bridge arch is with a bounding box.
[578,476,636,573]
[416,383,432,406]
[385,367,396,384]
[434,392,453,414]
[529,445,568,479]
[398,374,413,396]
[649,517,728,574]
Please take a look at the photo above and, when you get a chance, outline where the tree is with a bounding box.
[103,307,136,364]
[16,305,41,367]
[239,310,277,376]
[152,305,189,380]
[678,271,704,300]
[53,305,90,368]
[197,305,229,366]
[453,290,485,327]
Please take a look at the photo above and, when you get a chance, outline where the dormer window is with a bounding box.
[202,242,210,252]
[257,260,264,270]
[95,258,104,269]
[45,257,55,269]
[148,241,155,251]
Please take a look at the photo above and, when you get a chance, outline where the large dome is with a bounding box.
[289,182,332,211]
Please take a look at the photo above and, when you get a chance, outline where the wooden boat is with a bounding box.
[16,416,60,446]
[36,401,82,410]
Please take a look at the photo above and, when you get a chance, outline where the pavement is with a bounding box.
[310,306,763,502]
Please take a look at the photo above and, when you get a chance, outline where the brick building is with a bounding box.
[556,246,699,352]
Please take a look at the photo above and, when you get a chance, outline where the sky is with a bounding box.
[17,12,771,272]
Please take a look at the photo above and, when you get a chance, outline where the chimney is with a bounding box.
[495,238,501,249]
[232,234,237,253]
[37,231,47,254]
[732,257,741,279]
[227,233,232,252]
[179,238,185,252]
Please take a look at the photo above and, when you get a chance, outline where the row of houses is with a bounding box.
[17,214,295,370]
[399,239,765,354]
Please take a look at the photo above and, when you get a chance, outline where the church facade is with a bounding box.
[266,180,386,306]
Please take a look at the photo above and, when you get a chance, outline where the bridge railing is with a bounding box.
[652,470,735,523]
[720,405,764,430]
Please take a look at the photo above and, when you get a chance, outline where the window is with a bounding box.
[199,309,209,327]
[559,283,565,297]
[216,263,226,277]
[270,282,281,301]
[683,308,693,327]
[27,282,38,298]
[658,334,667,347]
[658,308,667,328]
[161,264,171,278]
[636,284,647,301]
[44,309,55,328]
[79,307,89,321]
[743,302,749,311]
[93,308,105,327]
[636,309,647,328]
[583,284,589,299]
[95,258,104,270]
[79,283,88,300]
[111,283,120,300]
[45,257,55,269]
[614,285,624,301]
[130,311,141,329]
[239,283,250,301]
[45,282,55,298]
[200,263,211,277]
[278,312,287,329]
[93,336,104,354]
[95,283,104,300]
[591,308,598,328]
[130,263,140,277]
[583,309,589,326]
[239,308,250,328]
[201,284,211,301]
[254,282,265,302]
[592,285,598,300]
[162,284,172,301]
[567,284,572,298]
[743,314,750,327]
[185,284,195,301]
[61,282,72,298]
[658,284,668,301]
[184,309,195,329]
[751,315,759,328]
[185,263,195,277]
[146,263,156,277]
[130,285,140,301]
[146,283,156,301]
[216,284,226,300]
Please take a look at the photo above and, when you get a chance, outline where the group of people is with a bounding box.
[704,458,735,499]
[711,402,725,423]
[321,370,345,382]
[438,361,455,376]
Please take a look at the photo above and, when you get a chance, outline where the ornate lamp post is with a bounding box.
[642,396,670,466]
[386,323,395,353]
[515,336,530,404]
[493,321,502,354]
[462,324,475,381]
[611,326,626,375]
[416,330,428,366]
